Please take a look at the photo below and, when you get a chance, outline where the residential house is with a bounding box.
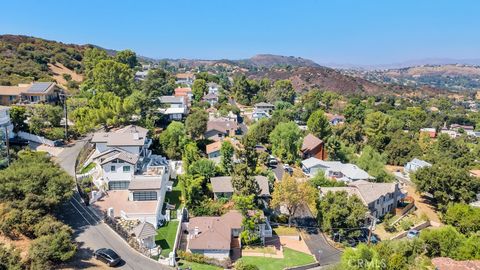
[404,158,432,174]
[205,119,238,141]
[174,87,193,103]
[203,92,219,106]
[186,210,243,260]
[210,176,270,200]
[301,157,373,182]
[206,140,222,163]
[301,134,326,160]
[450,124,474,132]
[207,82,220,95]
[320,180,404,219]
[252,102,274,121]
[0,106,14,139]
[90,126,170,227]
[0,82,62,105]
[159,96,188,121]
[420,128,436,138]
[440,128,459,138]
[135,71,149,81]
[325,113,345,126]
[175,73,195,85]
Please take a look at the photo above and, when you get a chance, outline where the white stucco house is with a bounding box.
[301,157,373,182]
[404,158,432,174]
[90,125,170,227]
[159,96,188,121]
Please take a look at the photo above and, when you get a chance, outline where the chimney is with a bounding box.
[133,132,139,140]
[194,226,199,237]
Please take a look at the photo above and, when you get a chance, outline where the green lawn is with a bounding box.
[79,162,96,174]
[273,226,299,236]
[240,248,315,270]
[165,179,182,210]
[155,220,179,257]
[177,260,222,270]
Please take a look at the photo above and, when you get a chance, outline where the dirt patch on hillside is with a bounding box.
[0,234,31,259]
[48,62,83,85]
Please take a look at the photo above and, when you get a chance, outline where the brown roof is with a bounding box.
[210,176,270,196]
[301,134,324,152]
[187,210,242,251]
[176,73,195,79]
[206,120,238,134]
[174,87,192,96]
[431,257,480,270]
[100,150,139,165]
[128,179,162,190]
[206,141,222,154]
[0,85,28,96]
[320,180,398,205]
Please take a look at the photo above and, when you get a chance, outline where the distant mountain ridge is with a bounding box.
[323,58,480,70]
[236,54,320,68]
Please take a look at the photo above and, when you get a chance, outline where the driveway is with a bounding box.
[55,138,171,270]
[271,162,284,181]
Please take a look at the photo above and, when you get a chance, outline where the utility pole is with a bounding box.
[367,214,377,246]
[60,93,68,141]
[5,127,9,166]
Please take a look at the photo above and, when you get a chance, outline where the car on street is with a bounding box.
[268,155,278,166]
[283,164,293,174]
[94,248,121,266]
[407,229,419,239]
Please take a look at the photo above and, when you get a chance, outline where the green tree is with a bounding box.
[265,80,296,104]
[233,194,256,215]
[245,118,276,145]
[340,244,384,270]
[309,171,346,188]
[159,122,187,160]
[343,99,366,123]
[9,106,27,132]
[182,142,200,171]
[114,49,138,68]
[0,244,23,270]
[384,131,421,166]
[29,229,76,268]
[443,203,480,235]
[220,141,235,174]
[185,110,208,140]
[269,121,302,163]
[188,159,216,181]
[364,111,391,151]
[82,47,109,79]
[231,163,260,196]
[356,146,393,183]
[271,175,318,226]
[141,68,175,99]
[420,226,465,258]
[192,79,208,101]
[412,163,478,209]
[234,260,260,270]
[307,110,332,140]
[317,191,367,238]
[92,59,134,98]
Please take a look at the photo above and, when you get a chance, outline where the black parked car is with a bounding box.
[94,248,121,267]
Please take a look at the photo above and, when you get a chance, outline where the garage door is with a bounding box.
[108,181,130,190]
[133,191,157,201]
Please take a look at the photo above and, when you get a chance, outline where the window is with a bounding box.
[108,181,130,190]
[110,166,116,171]
[123,166,130,172]
[376,199,379,204]
[383,196,385,202]
[112,159,118,163]
[133,191,157,201]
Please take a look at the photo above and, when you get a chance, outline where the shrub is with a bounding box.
[177,250,230,268]
[400,219,414,231]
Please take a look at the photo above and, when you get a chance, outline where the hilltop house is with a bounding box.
[404,158,432,174]
[90,125,170,227]
[325,113,345,126]
[186,211,243,260]
[175,73,195,85]
[205,119,239,141]
[210,176,270,200]
[135,71,149,81]
[301,134,326,160]
[420,128,436,138]
[206,140,222,163]
[320,180,404,219]
[207,82,220,95]
[203,92,219,106]
[0,82,63,105]
[252,102,275,121]
[174,87,193,103]
[159,96,188,121]
[301,157,373,182]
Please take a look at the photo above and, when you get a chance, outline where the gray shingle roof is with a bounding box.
[210,176,270,196]
[320,180,397,205]
[128,179,162,190]
[26,82,55,93]
[159,96,184,104]
[131,222,157,239]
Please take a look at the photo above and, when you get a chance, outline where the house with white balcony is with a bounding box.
[90,125,170,227]
[159,96,188,121]
[207,82,220,95]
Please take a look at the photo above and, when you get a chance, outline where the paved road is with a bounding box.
[301,229,342,266]
[271,162,284,181]
[56,138,171,270]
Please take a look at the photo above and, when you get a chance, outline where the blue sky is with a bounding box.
[1,0,479,65]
